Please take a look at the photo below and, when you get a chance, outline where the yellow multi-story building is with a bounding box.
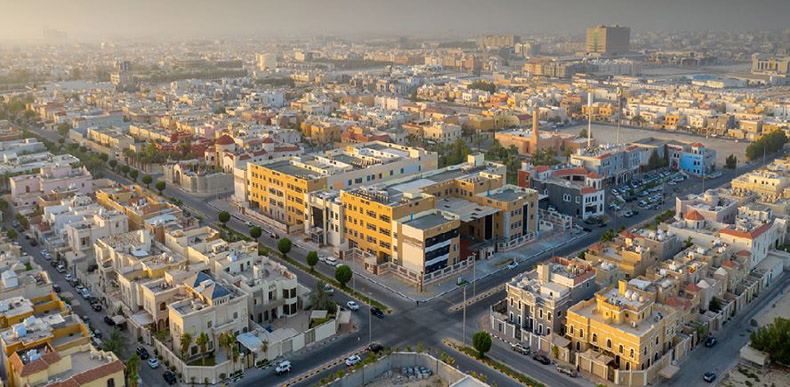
[244,142,438,231]
[338,154,539,284]
[566,279,681,380]
[96,184,183,239]
[731,169,789,198]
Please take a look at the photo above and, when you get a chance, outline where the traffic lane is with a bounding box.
[489,338,593,387]
[663,271,790,387]
[13,229,164,385]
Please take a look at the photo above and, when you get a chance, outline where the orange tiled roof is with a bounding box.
[684,210,705,221]
[719,223,772,240]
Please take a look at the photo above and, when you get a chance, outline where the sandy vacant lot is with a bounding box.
[557,123,748,166]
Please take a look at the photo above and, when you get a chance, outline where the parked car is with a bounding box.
[557,364,577,377]
[104,316,116,326]
[91,336,102,348]
[505,261,518,270]
[345,355,361,366]
[163,370,177,385]
[275,360,292,375]
[92,303,102,312]
[29,240,37,246]
[511,343,529,355]
[370,307,384,318]
[324,284,335,295]
[147,358,160,369]
[704,337,718,347]
[703,372,717,383]
[532,353,551,365]
[346,301,359,311]
[56,264,66,273]
[92,329,103,339]
[326,257,338,267]
[137,346,150,360]
[368,343,384,354]
[65,274,72,281]
[269,232,279,239]
[245,221,253,227]
[52,284,61,293]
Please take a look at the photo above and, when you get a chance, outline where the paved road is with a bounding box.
[19,122,784,387]
[662,270,790,387]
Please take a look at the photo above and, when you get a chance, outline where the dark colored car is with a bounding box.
[370,307,384,318]
[92,303,103,312]
[29,240,38,246]
[532,353,551,365]
[137,346,150,360]
[52,284,61,293]
[368,343,384,354]
[703,372,716,383]
[163,370,177,385]
[704,337,718,347]
[103,315,116,326]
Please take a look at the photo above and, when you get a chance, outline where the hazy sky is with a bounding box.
[2,0,789,42]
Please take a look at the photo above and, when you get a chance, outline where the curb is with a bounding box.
[281,346,367,387]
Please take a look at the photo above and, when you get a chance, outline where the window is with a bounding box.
[563,193,571,202]
[569,325,574,334]
[630,348,635,358]
[579,329,584,338]
[607,339,612,348]
[619,344,624,354]
[592,333,597,343]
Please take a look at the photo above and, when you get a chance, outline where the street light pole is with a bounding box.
[472,255,477,299]
[462,285,467,348]
[368,292,372,346]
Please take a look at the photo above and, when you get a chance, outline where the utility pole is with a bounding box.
[616,88,622,145]
[368,292,372,345]
[587,93,593,149]
[462,285,467,348]
[472,254,477,299]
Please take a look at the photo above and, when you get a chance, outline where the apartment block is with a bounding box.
[520,165,605,220]
[244,142,437,232]
[10,165,93,211]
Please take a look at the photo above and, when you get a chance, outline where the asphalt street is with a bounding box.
[19,123,786,387]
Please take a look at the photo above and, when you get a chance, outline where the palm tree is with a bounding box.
[196,332,210,365]
[180,332,193,360]
[310,280,332,311]
[103,328,124,357]
[126,353,141,386]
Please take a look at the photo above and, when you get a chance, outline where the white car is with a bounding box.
[345,355,361,366]
[147,358,160,369]
[245,221,253,227]
[505,261,518,270]
[326,257,338,267]
[346,301,359,311]
[65,274,72,281]
[275,360,291,375]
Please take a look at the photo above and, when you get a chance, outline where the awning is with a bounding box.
[112,315,128,325]
[659,364,680,379]
[552,335,571,348]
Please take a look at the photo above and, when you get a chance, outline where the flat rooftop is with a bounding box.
[435,197,498,222]
[402,213,453,230]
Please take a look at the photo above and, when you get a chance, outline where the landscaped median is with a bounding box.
[255,243,392,314]
[442,337,545,387]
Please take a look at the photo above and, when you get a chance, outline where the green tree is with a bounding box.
[551,344,560,359]
[129,169,139,181]
[126,354,141,387]
[142,174,153,188]
[750,317,790,365]
[306,251,319,271]
[725,154,738,169]
[310,280,335,312]
[335,265,352,288]
[103,328,124,357]
[196,332,210,365]
[56,122,71,137]
[472,331,492,358]
[120,164,131,176]
[278,238,292,257]
[15,214,29,230]
[155,181,166,194]
[249,226,262,239]
[6,229,17,240]
[467,80,496,93]
[180,332,193,360]
[218,211,231,224]
[647,149,660,171]
[579,128,588,138]
[746,131,788,161]
[108,159,118,170]
[709,298,722,313]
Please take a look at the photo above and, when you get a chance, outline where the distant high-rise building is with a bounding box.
[115,60,130,72]
[256,53,277,71]
[586,25,630,56]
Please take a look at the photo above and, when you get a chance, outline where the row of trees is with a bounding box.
[467,80,496,93]
[486,140,522,184]
[746,131,788,161]
[750,317,790,365]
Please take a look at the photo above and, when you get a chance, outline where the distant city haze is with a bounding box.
[2,0,790,43]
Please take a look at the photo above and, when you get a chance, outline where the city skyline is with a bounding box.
[2,0,790,43]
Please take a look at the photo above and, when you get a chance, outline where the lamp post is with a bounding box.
[462,285,467,348]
